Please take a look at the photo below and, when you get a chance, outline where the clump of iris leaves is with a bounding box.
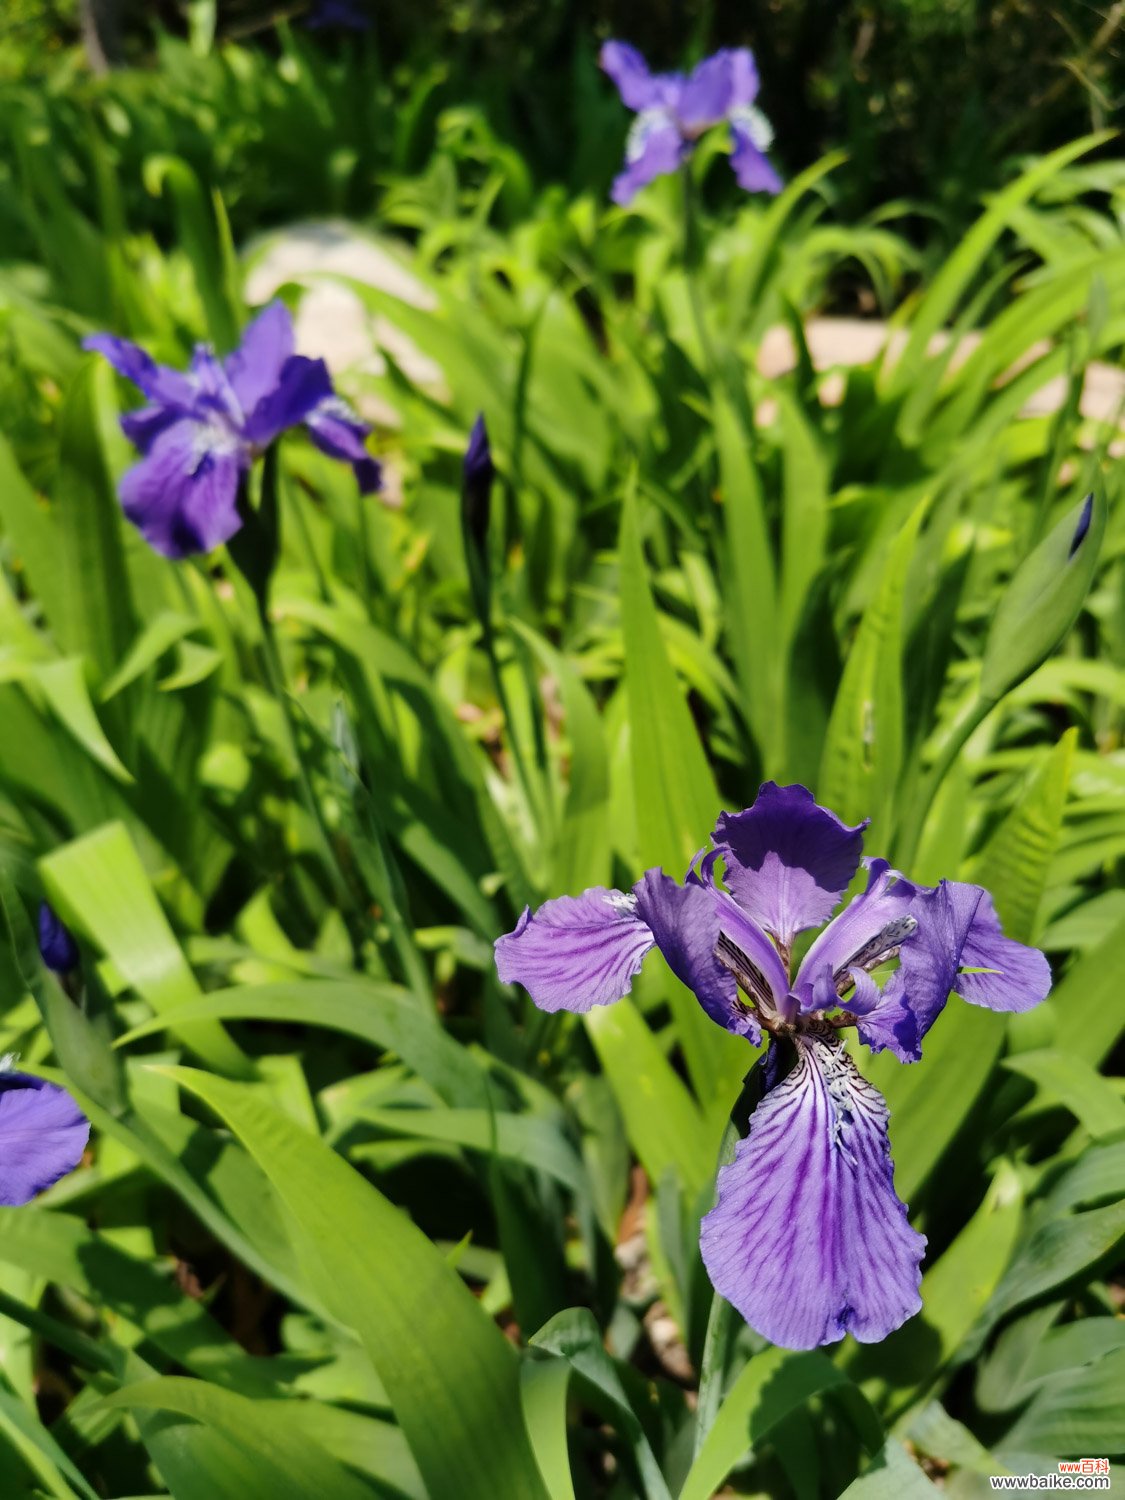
[0,21,1122,1500]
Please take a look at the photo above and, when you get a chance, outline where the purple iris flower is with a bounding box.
[494,781,1051,1350]
[38,903,79,976]
[84,303,381,560]
[600,41,782,205]
[0,1068,88,1204]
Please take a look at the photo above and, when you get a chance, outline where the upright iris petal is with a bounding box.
[600,40,782,203]
[715,782,868,949]
[85,302,381,559]
[494,780,1051,1350]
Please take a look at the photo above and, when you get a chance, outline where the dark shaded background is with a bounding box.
[1,0,1121,241]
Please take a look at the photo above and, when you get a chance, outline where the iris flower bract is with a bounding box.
[85,302,381,559]
[601,41,782,205]
[495,782,1051,1350]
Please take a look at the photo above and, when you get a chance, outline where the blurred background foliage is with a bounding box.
[2,0,1123,250]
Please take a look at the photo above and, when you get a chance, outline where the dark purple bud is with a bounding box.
[1068,493,1094,558]
[461,415,495,627]
[38,903,79,976]
[462,414,494,553]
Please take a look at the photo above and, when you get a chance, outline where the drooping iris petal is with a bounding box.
[611,117,686,205]
[798,864,1050,1062]
[700,1031,925,1349]
[306,396,382,495]
[0,1074,89,1205]
[118,420,244,559]
[632,869,758,1041]
[857,881,984,1060]
[729,118,783,194]
[224,302,296,416]
[954,889,1053,1013]
[37,904,78,975]
[677,50,738,131]
[494,888,654,1013]
[714,782,868,947]
[242,355,335,449]
[599,40,667,111]
[82,333,197,409]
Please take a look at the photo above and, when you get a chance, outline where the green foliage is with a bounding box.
[0,22,1121,1500]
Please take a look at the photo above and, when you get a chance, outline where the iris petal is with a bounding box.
[494,888,654,1013]
[714,783,868,947]
[243,355,334,448]
[0,1074,89,1206]
[632,869,758,1041]
[611,119,686,205]
[677,51,738,130]
[955,889,1053,1013]
[224,302,296,417]
[83,333,196,408]
[700,1030,925,1349]
[730,121,783,194]
[119,420,244,559]
[599,41,666,111]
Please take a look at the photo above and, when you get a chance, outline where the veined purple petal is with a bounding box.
[243,355,335,448]
[599,41,667,112]
[700,1030,925,1349]
[858,881,983,1060]
[494,888,654,1013]
[677,51,738,131]
[83,334,196,409]
[224,303,296,417]
[632,869,758,1041]
[954,888,1052,1012]
[611,118,686,205]
[798,865,1048,1062]
[0,1074,89,1205]
[306,396,382,494]
[119,419,245,559]
[714,783,868,947]
[730,119,783,194]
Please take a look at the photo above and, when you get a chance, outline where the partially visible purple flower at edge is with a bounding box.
[84,302,381,560]
[600,41,782,205]
[0,1064,89,1205]
[38,903,79,975]
[494,781,1051,1351]
[305,0,372,29]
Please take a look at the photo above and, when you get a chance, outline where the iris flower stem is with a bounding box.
[692,1112,742,1462]
[680,165,720,381]
[257,604,357,923]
